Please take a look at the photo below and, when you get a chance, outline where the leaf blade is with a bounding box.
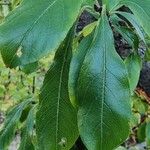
[0,99,32,150]
[120,0,150,37]
[76,9,131,150]
[36,32,78,150]
[19,106,36,150]
[0,0,82,68]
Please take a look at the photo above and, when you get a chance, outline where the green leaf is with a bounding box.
[69,34,94,108]
[102,0,122,12]
[83,0,95,6]
[20,103,33,123]
[0,99,32,150]
[19,106,36,150]
[76,8,131,150]
[0,0,82,68]
[21,62,38,74]
[130,113,140,128]
[145,49,150,61]
[110,14,139,49]
[125,53,142,94]
[113,25,139,49]
[79,22,97,37]
[137,122,146,142]
[146,121,150,147]
[36,31,78,150]
[116,11,145,43]
[132,95,147,115]
[120,0,150,37]
[11,0,20,8]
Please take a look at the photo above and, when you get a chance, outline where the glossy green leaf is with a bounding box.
[19,106,36,150]
[36,32,78,150]
[114,25,139,49]
[110,14,139,49]
[0,99,32,150]
[116,11,145,43]
[69,34,94,108]
[120,0,150,37]
[76,8,131,150]
[125,53,142,94]
[0,0,82,68]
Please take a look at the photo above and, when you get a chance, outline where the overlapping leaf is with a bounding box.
[36,32,78,150]
[19,106,36,150]
[0,99,32,150]
[74,8,131,150]
[116,12,145,42]
[120,0,150,37]
[83,0,95,6]
[0,0,82,68]
[69,34,94,108]
[102,0,122,12]
[125,53,142,94]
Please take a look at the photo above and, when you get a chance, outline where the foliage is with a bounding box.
[0,0,150,150]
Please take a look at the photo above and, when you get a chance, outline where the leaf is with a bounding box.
[0,99,32,150]
[102,0,122,12]
[146,121,150,147]
[125,53,142,94]
[69,34,94,108]
[132,95,147,115]
[116,11,145,43]
[120,0,150,37]
[21,62,38,74]
[110,14,139,49]
[79,22,97,37]
[20,103,33,123]
[11,0,20,8]
[137,122,146,142]
[0,0,82,68]
[83,0,95,6]
[76,7,131,150]
[19,106,36,150]
[36,31,78,150]
[113,25,139,49]
[130,113,140,128]
[145,49,150,61]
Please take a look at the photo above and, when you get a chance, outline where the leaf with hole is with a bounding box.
[0,0,82,68]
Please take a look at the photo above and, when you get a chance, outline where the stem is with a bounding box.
[32,76,35,94]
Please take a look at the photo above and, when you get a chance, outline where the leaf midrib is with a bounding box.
[21,0,59,41]
[100,21,106,149]
[55,39,71,150]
